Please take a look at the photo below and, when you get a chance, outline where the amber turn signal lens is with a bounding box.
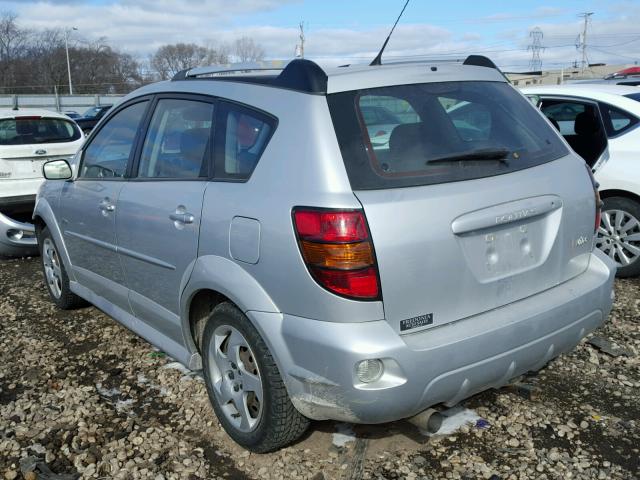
[300,240,374,270]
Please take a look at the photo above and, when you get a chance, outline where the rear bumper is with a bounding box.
[0,209,38,257]
[250,250,616,423]
[0,180,40,256]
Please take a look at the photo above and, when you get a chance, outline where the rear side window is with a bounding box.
[0,117,81,145]
[328,81,568,190]
[599,103,638,136]
[217,102,275,180]
[137,98,214,179]
[81,101,148,179]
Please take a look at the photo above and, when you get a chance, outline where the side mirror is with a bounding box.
[43,159,72,180]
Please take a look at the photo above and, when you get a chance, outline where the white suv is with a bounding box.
[524,84,640,277]
[0,109,84,256]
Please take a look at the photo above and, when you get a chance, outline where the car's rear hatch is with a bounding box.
[0,116,81,181]
[328,80,596,335]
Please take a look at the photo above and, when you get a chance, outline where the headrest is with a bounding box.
[389,123,423,154]
[574,111,599,136]
[15,120,35,135]
[180,128,210,159]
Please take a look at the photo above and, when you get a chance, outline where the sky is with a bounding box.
[1,0,639,71]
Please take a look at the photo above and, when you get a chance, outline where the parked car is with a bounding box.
[567,77,640,87]
[523,84,640,276]
[34,57,615,452]
[0,109,83,256]
[75,105,112,134]
[63,111,82,120]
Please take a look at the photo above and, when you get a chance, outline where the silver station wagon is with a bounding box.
[34,56,616,452]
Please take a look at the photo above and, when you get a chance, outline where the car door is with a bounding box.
[115,96,214,343]
[59,99,150,310]
[537,96,609,170]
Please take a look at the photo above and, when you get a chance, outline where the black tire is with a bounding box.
[38,227,87,309]
[598,196,640,278]
[201,302,309,452]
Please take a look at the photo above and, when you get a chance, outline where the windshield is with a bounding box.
[328,81,569,189]
[0,117,82,145]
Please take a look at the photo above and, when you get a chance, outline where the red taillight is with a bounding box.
[294,210,368,243]
[293,208,380,300]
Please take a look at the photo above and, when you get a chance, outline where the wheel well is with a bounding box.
[32,215,46,238]
[188,289,231,353]
[600,189,640,205]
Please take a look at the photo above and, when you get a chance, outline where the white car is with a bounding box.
[0,109,84,256]
[523,84,640,276]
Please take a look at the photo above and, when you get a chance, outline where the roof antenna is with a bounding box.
[370,0,411,66]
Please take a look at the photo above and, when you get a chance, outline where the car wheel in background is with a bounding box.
[201,302,309,452]
[39,227,87,309]
[596,196,640,277]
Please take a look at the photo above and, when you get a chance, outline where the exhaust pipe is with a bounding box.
[407,408,443,434]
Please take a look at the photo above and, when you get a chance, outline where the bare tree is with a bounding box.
[231,36,265,63]
[0,12,145,94]
[150,42,229,80]
[0,12,28,87]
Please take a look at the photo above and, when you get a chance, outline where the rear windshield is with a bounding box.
[0,117,81,146]
[327,81,569,190]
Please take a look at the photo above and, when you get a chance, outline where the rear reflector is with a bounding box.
[293,208,380,300]
[311,266,379,299]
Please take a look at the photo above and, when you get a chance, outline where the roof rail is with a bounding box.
[173,60,290,80]
[171,59,328,94]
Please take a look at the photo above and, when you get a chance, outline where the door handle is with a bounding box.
[98,199,115,213]
[170,212,194,224]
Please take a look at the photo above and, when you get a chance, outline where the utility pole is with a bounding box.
[295,21,305,58]
[64,26,78,95]
[527,27,544,71]
[577,12,593,74]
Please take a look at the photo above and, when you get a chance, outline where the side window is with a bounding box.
[600,103,638,136]
[540,101,586,135]
[138,98,214,179]
[220,104,274,180]
[439,97,492,141]
[80,101,148,179]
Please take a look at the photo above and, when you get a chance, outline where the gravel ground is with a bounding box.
[1,256,638,480]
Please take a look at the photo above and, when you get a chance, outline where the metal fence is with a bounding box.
[0,94,126,113]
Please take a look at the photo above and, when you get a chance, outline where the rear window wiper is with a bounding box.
[427,148,511,165]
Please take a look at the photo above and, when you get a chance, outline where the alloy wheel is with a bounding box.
[42,237,62,299]
[207,324,263,432]
[596,208,640,268]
